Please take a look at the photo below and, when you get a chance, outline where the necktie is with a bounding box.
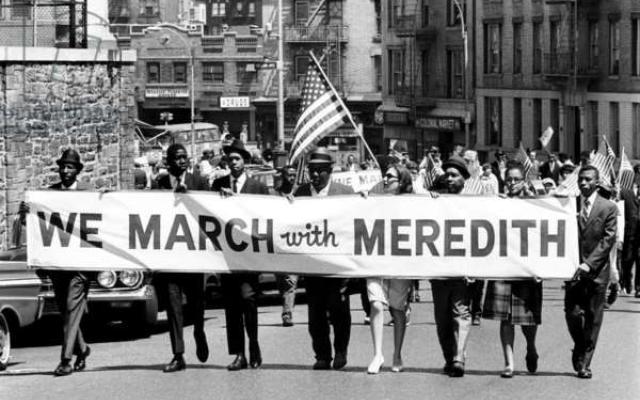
[581,199,590,223]
[232,179,238,193]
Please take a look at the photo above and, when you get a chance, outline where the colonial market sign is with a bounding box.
[220,96,251,108]
[145,88,189,98]
[415,117,462,131]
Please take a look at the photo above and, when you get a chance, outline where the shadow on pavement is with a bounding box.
[90,364,227,372]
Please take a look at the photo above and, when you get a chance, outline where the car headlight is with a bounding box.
[118,270,143,288]
[97,271,117,288]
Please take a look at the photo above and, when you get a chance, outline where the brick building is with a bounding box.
[380,0,475,160]
[475,0,640,161]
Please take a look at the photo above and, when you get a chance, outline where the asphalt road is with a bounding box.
[2,282,639,400]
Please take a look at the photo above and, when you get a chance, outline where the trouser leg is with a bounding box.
[450,281,471,363]
[222,275,245,355]
[184,273,206,335]
[306,277,331,361]
[583,282,607,369]
[431,281,454,364]
[240,275,259,356]
[469,280,484,317]
[165,279,185,355]
[564,281,587,366]
[277,274,298,318]
[328,279,351,355]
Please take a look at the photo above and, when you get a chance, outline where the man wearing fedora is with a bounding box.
[294,148,355,370]
[211,138,269,370]
[152,144,210,373]
[20,149,92,376]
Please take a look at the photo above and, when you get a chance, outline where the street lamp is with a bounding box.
[146,25,196,164]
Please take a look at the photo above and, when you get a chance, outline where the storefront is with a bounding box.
[415,107,468,158]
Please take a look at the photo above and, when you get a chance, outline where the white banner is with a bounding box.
[331,170,383,193]
[26,191,579,279]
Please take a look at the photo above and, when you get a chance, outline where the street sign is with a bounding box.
[145,88,189,98]
[220,96,251,108]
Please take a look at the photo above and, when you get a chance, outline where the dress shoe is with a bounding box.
[250,349,262,369]
[443,362,453,375]
[525,351,539,374]
[577,368,592,379]
[73,346,91,372]
[333,352,347,370]
[500,367,514,378]
[367,355,384,374]
[312,359,331,370]
[227,354,248,371]
[54,362,73,377]
[194,330,209,363]
[163,355,186,373]
[282,315,294,327]
[449,361,465,377]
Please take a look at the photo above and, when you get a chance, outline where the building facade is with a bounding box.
[475,0,640,161]
[381,0,475,160]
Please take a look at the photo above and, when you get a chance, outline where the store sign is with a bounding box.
[383,111,408,125]
[145,88,189,98]
[220,96,251,108]
[415,117,462,131]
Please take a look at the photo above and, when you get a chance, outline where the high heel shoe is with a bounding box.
[367,356,384,374]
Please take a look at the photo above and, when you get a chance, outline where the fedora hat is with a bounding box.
[442,155,470,179]
[223,138,251,161]
[307,148,334,165]
[56,149,83,172]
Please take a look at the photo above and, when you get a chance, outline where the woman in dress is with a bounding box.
[483,162,542,378]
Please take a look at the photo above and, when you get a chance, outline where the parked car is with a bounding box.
[0,247,44,370]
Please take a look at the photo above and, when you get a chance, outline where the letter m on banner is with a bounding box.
[288,56,350,164]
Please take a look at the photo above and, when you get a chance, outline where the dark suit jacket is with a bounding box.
[540,161,560,183]
[152,172,209,191]
[211,174,269,195]
[490,161,506,193]
[619,189,640,239]
[294,181,355,197]
[577,194,618,284]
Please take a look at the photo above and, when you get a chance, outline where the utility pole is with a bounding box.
[277,0,285,151]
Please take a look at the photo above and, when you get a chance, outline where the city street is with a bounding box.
[2,282,639,400]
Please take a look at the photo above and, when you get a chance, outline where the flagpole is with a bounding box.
[309,50,381,169]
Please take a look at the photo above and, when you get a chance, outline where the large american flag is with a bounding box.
[617,148,635,190]
[288,60,349,164]
[590,139,616,183]
[514,143,533,179]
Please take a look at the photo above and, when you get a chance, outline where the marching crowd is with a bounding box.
[19,139,639,382]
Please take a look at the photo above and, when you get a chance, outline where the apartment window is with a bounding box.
[389,0,404,28]
[202,62,224,82]
[295,56,311,84]
[248,2,256,17]
[447,0,465,27]
[609,19,620,75]
[513,98,522,145]
[550,99,560,150]
[237,62,256,83]
[632,18,640,76]
[11,0,30,20]
[589,21,599,70]
[421,49,430,96]
[484,23,501,73]
[173,62,186,83]
[373,55,382,92]
[447,49,464,99]
[532,21,542,74]
[486,97,502,146]
[388,48,405,94]
[550,20,560,56]
[513,23,522,74]
[588,101,599,150]
[147,62,160,83]
[139,0,159,16]
[422,1,429,27]
[295,1,308,24]
[610,102,620,152]
[533,99,542,142]
[211,1,226,17]
[633,103,640,158]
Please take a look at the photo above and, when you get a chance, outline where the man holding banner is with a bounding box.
[294,149,355,370]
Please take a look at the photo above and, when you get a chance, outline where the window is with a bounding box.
[211,1,226,17]
[484,23,501,73]
[550,20,560,56]
[248,2,256,17]
[513,23,522,74]
[237,62,256,82]
[513,98,522,145]
[609,19,620,75]
[532,21,542,74]
[295,1,309,24]
[447,49,464,99]
[139,0,159,16]
[421,49,430,96]
[147,62,160,83]
[589,21,599,70]
[295,55,311,84]
[11,0,30,20]
[588,101,598,150]
[173,62,186,83]
[533,98,542,143]
[485,97,502,146]
[550,99,559,150]
[422,1,429,27]
[202,62,224,82]
[389,0,404,28]
[447,0,465,27]
[632,18,640,76]
[373,55,382,92]
[388,48,404,94]
[633,103,640,158]
[610,102,620,152]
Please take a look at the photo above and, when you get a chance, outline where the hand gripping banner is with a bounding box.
[26,191,579,279]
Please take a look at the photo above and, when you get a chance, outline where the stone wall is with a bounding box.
[0,47,137,251]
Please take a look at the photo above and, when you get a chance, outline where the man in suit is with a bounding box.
[211,139,269,370]
[565,165,617,379]
[491,150,508,193]
[540,152,562,184]
[153,144,209,373]
[19,149,92,376]
[294,148,355,370]
[431,155,473,377]
[619,184,640,296]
